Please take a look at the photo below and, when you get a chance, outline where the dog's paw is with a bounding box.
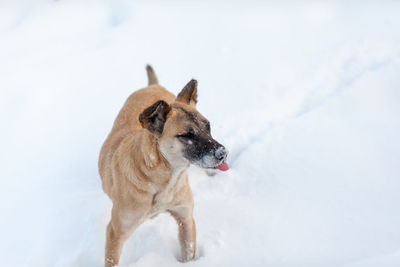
[181,242,195,262]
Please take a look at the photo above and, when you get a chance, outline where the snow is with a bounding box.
[1,1,400,267]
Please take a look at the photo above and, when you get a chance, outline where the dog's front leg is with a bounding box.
[105,207,143,267]
[169,206,197,262]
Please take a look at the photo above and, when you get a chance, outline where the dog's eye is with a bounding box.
[177,127,195,139]
[177,132,194,139]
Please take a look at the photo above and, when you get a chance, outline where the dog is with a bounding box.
[98,65,229,267]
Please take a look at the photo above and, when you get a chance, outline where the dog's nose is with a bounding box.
[215,146,227,161]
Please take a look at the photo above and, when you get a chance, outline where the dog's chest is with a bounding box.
[149,168,186,215]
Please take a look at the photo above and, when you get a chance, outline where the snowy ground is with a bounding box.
[1,1,400,267]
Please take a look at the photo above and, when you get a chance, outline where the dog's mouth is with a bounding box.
[215,161,229,171]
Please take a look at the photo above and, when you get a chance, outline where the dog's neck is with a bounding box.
[128,130,188,187]
[138,130,169,171]
[157,136,190,175]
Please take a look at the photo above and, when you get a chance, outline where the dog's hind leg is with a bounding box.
[169,206,197,262]
[105,206,144,267]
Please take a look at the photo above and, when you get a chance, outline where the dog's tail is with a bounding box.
[146,65,159,85]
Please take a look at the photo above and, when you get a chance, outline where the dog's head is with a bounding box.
[139,79,228,171]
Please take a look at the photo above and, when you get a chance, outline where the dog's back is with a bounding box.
[98,67,175,198]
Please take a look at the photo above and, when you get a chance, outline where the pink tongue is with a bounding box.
[216,162,229,171]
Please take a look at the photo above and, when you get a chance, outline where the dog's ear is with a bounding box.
[139,100,171,136]
[176,79,197,106]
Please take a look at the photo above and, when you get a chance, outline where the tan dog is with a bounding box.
[98,66,229,267]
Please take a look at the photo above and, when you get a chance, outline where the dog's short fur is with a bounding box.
[98,66,228,267]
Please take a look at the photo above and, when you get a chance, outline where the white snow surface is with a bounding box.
[1,1,400,267]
